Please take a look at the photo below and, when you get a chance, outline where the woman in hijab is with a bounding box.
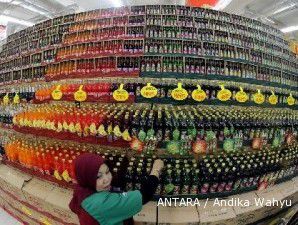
[69,153,164,225]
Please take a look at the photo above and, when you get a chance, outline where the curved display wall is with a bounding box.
[0,5,297,199]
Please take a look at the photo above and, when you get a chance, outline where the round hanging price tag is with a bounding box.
[74,85,87,102]
[287,93,295,106]
[253,90,265,104]
[171,82,188,101]
[13,93,20,104]
[3,93,9,105]
[141,83,157,99]
[235,87,248,103]
[113,84,129,102]
[268,91,278,105]
[192,85,206,102]
[217,85,231,101]
[51,85,63,100]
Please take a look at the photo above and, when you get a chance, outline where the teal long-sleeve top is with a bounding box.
[82,190,142,225]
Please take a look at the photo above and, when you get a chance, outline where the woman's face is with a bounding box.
[96,163,112,192]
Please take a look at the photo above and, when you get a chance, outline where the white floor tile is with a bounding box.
[0,208,23,225]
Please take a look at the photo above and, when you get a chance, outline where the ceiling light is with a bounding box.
[20,4,49,16]
[263,17,275,24]
[0,15,34,26]
[11,1,24,5]
[273,3,295,15]
[213,0,233,10]
[281,25,298,33]
[112,0,123,7]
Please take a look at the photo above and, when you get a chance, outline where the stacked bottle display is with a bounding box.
[10,103,297,154]
[0,5,297,88]
[3,136,298,195]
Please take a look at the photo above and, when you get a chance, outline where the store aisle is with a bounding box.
[0,208,23,225]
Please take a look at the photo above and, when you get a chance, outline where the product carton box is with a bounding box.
[0,194,7,208]
[158,201,200,225]
[231,192,263,225]
[134,201,157,225]
[22,177,56,213]
[254,185,284,217]
[3,185,61,225]
[44,186,79,225]
[197,199,237,225]
[0,165,31,202]
[4,201,40,225]
[292,177,298,203]
[275,180,297,205]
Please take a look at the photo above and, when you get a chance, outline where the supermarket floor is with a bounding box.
[0,208,23,225]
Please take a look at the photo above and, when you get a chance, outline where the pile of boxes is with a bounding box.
[0,164,297,225]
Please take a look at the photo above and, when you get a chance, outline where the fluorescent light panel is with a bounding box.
[20,4,49,16]
[0,15,34,26]
[112,0,123,7]
[273,3,295,15]
[281,25,298,33]
[213,0,233,10]
[263,17,275,24]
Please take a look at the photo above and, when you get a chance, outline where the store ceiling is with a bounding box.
[0,0,297,39]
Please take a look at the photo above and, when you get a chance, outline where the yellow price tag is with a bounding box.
[3,93,9,105]
[192,85,206,102]
[89,123,97,135]
[141,83,157,99]
[51,85,63,100]
[74,85,87,102]
[287,93,295,106]
[97,124,107,136]
[268,91,278,105]
[113,84,129,102]
[171,82,188,101]
[253,90,265,104]
[235,87,248,103]
[217,85,232,101]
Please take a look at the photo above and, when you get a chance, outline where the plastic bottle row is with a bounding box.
[9,103,297,154]
[2,135,298,195]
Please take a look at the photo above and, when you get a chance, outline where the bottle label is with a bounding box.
[190,185,198,195]
[13,93,20,104]
[3,93,9,105]
[181,185,190,195]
